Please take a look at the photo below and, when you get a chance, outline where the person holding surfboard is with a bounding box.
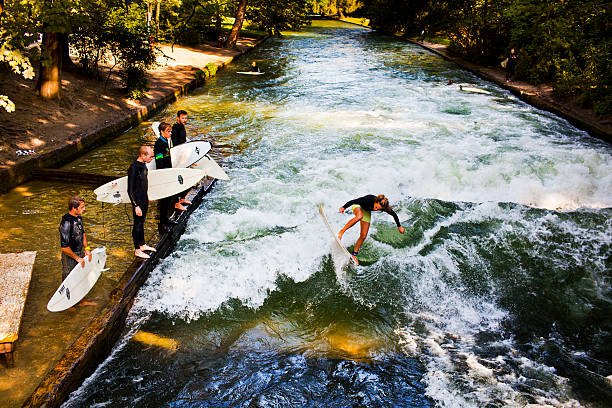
[155,122,187,232]
[171,110,192,207]
[128,146,157,259]
[59,196,92,279]
[338,194,405,265]
[58,196,98,307]
[171,110,188,146]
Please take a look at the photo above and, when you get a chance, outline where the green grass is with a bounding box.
[340,17,371,27]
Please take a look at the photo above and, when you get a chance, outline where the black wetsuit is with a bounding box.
[154,136,172,169]
[59,213,85,279]
[154,136,173,225]
[171,123,187,146]
[250,65,260,72]
[127,160,149,249]
[342,195,401,227]
[171,123,191,203]
[506,53,517,81]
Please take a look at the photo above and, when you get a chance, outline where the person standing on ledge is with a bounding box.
[338,194,405,265]
[506,48,517,83]
[171,110,189,146]
[155,122,186,233]
[128,145,157,259]
[171,110,192,208]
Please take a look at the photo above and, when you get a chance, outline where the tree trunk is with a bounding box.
[226,0,247,48]
[36,32,62,100]
[61,33,76,71]
[156,0,161,37]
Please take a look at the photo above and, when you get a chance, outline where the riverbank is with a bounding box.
[0,37,266,194]
[338,18,612,144]
[0,36,266,408]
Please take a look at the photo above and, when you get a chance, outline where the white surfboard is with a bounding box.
[146,140,212,171]
[94,168,206,204]
[318,204,357,266]
[236,71,264,75]
[459,85,491,95]
[189,155,230,181]
[149,123,212,170]
[47,247,107,312]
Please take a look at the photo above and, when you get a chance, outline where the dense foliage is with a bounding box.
[356,0,611,115]
[1,0,310,106]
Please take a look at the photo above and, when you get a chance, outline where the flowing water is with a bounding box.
[63,21,611,407]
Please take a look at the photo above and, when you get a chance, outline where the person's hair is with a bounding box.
[138,145,151,157]
[158,122,172,134]
[177,110,187,117]
[375,194,390,210]
[68,196,84,211]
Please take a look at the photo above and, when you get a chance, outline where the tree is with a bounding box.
[226,0,248,48]
[34,0,74,100]
[0,0,36,112]
[249,0,311,36]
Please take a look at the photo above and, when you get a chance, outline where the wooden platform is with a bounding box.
[0,251,36,366]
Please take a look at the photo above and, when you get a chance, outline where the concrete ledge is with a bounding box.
[22,177,216,408]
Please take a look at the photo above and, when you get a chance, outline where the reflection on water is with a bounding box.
[61,19,612,408]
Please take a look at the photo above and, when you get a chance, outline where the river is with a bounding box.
[62,20,611,407]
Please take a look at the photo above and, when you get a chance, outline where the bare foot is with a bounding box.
[351,254,359,265]
[78,300,98,307]
[135,249,150,259]
[175,203,187,211]
[337,232,343,241]
[140,244,157,252]
[179,198,192,205]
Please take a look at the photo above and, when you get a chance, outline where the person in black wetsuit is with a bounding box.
[59,196,91,279]
[155,122,187,233]
[249,61,260,72]
[59,196,98,306]
[505,48,517,82]
[338,194,405,265]
[171,110,192,207]
[171,110,188,146]
[128,145,156,259]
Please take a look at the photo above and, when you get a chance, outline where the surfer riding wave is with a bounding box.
[338,194,405,265]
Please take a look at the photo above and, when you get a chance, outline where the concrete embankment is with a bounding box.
[338,17,612,144]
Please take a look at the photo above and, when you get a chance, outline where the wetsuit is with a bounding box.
[170,123,191,204]
[154,136,173,225]
[506,53,517,81]
[171,122,187,146]
[59,213,85,280]
[128,160,149,249]
[342,195,401,227]
[249,65,260,72]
